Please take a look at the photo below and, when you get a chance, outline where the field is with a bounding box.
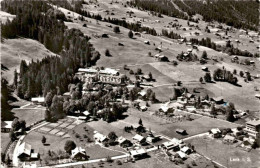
[12,108,45,126]
[1,38,56,83]
[60,3,260,111]
[185,135,260,168]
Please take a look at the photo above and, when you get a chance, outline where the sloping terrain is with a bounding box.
[1,38,56,83]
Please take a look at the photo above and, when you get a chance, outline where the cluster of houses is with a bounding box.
[17,142,39,161]
[209,119,260,150]
[162,138,193,160]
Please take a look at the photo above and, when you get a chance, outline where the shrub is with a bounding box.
[113,26,120,33]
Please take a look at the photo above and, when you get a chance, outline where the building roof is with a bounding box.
[223,135,235,141]
[100,68,119,76]
[78,116,87,120]
[31,97,45,103]
[94,132,107,142]
[139,90,146,97]
[171,138,182,144]
[133,134,145,142]
[78,68,98,73]
[18,142,31,157]
[246,120,260,126]
[176,151,186,158]
[181,146,190,153]
[140,106,147,110]
[71,147,86,158]
[129,148,146,156]
[1,121,12,129]
[83,111,90,116]
[160,105,169,113]
[30,153,38,159]
[118,136,128,144]
[162,141,178,149]
[211,128,221,134]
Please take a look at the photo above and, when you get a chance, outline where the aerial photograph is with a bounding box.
[0,0,259,168]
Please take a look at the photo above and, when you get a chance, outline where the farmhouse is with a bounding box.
[223,135,235,143]
[244,120,260,139]
[133,134,146,144]
[93,132,108,144]
[31,97,45,105]
[71,147,88,160]
[129,148,147,160]
[176,151,187,160]
[210,128,222,138]
[180,146,192,154]
[140,105,148,111]
[211,97,224,104]
[118,136,132,148]
[17,142,32,161]
[162,141,179,151]
[176,129,187,135]
[1,121,12,132]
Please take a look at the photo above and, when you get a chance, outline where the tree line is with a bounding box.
[1,0,100,100]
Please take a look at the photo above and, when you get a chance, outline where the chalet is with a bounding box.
[211,97,224,104]
[71,147,88,160]
[223,135,235,143]
[93,132,108,144]
[30,153,39,160]
[144,40,150,45]
[210,128,221,138]
[18,142,32,161]
[176,129,187,135]
[187,48,192,53]
[157,55,169,62]
[186,106,196,112]
[31,97,45,105]
[140,106,148,112]
[255,94,260,99]
[83,111,90,117]
[129,148,147,160]
[244,120,260,139]
[180,146,192,154]
[1,121,12,132]
[132,134,146,144]
[201,66,208,71]
[176,151,187,160]
[159,103,174,114]
[231,128,240,136]
[138,90,146,97]
[118,137,132,148]
[78,116,87,120]
[161,141,179,151]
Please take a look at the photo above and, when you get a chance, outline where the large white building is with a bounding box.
[76,68,125,85]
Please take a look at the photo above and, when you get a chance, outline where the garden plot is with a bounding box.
[66,124,76,130]
[56,131,66,137]
[49,128,60,135]
[38,126,52,133]
[48,122,61,127]
[58,122,71,128]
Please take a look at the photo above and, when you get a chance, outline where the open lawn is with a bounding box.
[1,38,56,83]
[12,108,45,126]
[185,135,260,168]
[120,108,239,139]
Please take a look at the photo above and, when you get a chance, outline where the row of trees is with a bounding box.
[161,29,182,39]
[213,68,238,85]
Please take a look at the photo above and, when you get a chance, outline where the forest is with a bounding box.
[1,0,100,100]
[132,0,259,31]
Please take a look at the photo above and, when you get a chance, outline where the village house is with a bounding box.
[140,105,148,112]
[1,121,13,132]
[71,147,88,160]
[132,134,146,145]
[180,146,192,155]
[93,132,108,144]
[118,136,132,148]
[223,135,235,144]
[176,151,187,160]
[31,97,45,105]
[210,128,222,138]
[176,129,187,135]
[129,148,147,160]
[162,141,180,151]
[244,120,260,140]
[17,142,33,161]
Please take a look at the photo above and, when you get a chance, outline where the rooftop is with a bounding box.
[246,120,260,126]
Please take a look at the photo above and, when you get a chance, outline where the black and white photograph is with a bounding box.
[0,0,259,168]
